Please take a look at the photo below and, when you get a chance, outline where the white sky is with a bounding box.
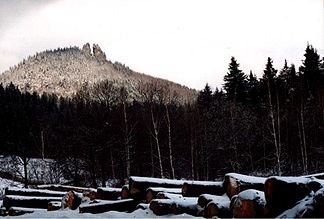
[0,0,323,90]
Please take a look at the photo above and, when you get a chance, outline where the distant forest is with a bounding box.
[0,44,323,188]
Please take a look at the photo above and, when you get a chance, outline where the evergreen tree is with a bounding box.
[223,57,247,103]
[299,44,320,98]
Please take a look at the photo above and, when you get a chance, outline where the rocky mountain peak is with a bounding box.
[92,44,106,62]
[82,43,92,56]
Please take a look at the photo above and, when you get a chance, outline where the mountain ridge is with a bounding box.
[0,43,196,103]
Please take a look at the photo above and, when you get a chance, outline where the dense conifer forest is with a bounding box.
[0,44,323,187]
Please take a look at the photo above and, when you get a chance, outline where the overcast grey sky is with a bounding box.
[0,0,323,90]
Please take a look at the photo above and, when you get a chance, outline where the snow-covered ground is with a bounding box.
[12,208,201,218]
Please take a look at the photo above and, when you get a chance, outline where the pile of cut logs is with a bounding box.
[1,173,324,218]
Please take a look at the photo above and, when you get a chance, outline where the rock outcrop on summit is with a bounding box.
[0,43,196,102]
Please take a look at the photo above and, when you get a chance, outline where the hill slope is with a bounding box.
[0,43,196,102]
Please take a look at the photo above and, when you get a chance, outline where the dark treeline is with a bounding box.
[0,44,323,187]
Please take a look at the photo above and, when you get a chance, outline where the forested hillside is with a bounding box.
[0,44,323,188]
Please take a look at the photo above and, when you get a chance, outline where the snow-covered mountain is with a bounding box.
[0,43,196,102]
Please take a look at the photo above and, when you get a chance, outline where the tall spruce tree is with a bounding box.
[224,57,247,103]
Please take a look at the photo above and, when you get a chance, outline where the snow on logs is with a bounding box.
[79,199,136,214]
[5,187,66,197]
[146,187,182,203]
[230,189,266,218]
[198,194,231,218]
[149,197,198,216]
[129,176,184,200]
[224,173,266,198]
[182,180,224,197]
[36,184,93,193]
[96,187,121,200]
[2,195,62,209]
[264,176,313,217]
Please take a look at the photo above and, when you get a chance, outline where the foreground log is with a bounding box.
[170,197,198,216]
[36,184,93,193]
[182,181,224,197]
[231,189,265,218]
[314,188,324,217]
[224,173,266,198]
[264,176,312,217]
[61,191,82,210]
[129,176,184,200]
[146,187,181,203]
[79,199,136,214]
[276,194,315,218]
[149,199,174,216]
[121,185,130,199]
[5,187,66,197]
[197,194,230,209]
[3,195,62,209]
[204,197,231,218]
[96,187,121,200]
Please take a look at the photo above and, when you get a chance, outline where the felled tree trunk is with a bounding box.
[204,198,231,218]
[182,181,224,197]
[169,197,198,216]
[121,185,130,199]
[224,173,266,198]
[156,192,182,200]
[79,199,136,214]
[264,176,311,217]
[5,187,66,197]
[3,195,61,209]
[146,187,181,203]
[61,191,82,210]
[149,199,174,216]
[231,189,266,218]
[197,194,230,210]
[314,188,324,217]
[36,184,93,193]
[276,194,315,218]
[129,176,184,200]
[96,187,121,200]
[47,201,62,211]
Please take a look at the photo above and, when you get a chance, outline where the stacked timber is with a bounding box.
[149,197,198,216]
[5,187,66,197]
[264,176,312,217]
[197,194,230,218]
[36,184,93,193]
[79,199,136,214]
[3,195,62,209]
[146,187,181,203]
[129,176,184,200]
[96,187,121,200]
[182,180,224,197]
[224,173,266,198]
[231,189,265,218]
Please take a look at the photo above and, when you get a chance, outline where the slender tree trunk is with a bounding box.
[190,126,195,179]
[230,103,239,173]
[40,130,45,159]
[300,102,308,174]
[165,104,175,179]
[22,156,28,188]
[110,150,116,179]
[150,139,154,177]
[123,102,131,179]
[151,106,164,178]
[276,93,282,174]
[297,115,305,173]
[267,79,281,175]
